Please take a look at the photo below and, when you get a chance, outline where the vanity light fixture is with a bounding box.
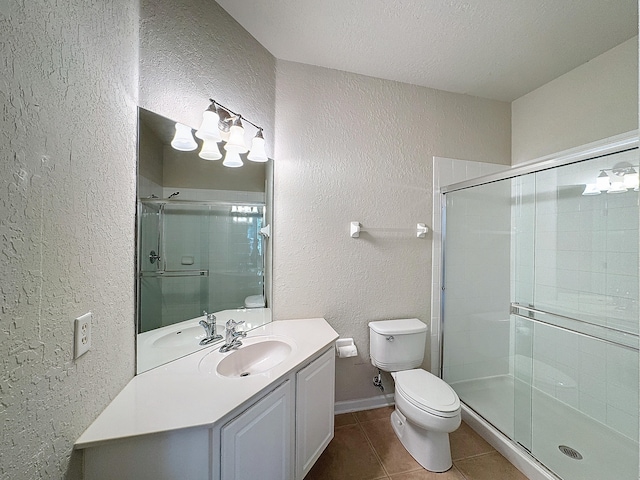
[247,129,268,162]
[195,104,222,143]
[173,99,268,167]
[583,164,640,195]
[224,116,249,154]
[223,150,243,168]
[623,167,640,190]
[199,138,223,160]
[581,184,601,196]
[595,170,610,191]
[171,123,198,151]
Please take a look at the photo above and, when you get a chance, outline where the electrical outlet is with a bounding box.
[74,312,92,359]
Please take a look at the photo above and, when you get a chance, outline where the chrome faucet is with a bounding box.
[219,319,247,353]
[199,310,223,345]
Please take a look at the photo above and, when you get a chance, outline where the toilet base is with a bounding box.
[390,409,453,473]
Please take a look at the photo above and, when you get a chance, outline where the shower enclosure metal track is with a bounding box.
[441,131,638,194]
[139,270,210,278]
[510,303,638,352]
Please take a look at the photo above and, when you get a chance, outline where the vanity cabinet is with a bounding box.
[81,345,336,480]
[221,380,294,480]
[295,348,335,479]
[219,348,335,480]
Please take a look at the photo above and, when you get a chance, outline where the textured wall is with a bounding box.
[512,37,639,164]
[273,60,511,402]
[140,0,276,157]
[0,0,138,478]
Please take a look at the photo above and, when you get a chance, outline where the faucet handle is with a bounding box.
[226,319,245,328]
[203,310,216,323]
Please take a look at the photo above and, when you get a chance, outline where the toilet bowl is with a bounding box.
[391,369,461,472]
[369,319,461,472]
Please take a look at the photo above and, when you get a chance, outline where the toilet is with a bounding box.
[369,318,461,472]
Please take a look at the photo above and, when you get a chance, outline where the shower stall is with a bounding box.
[441,136,639,480]
[137,199,265,333]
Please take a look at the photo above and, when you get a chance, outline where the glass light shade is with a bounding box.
[220,129,231,142]
[623,171,639,189]
[607,181,627,193]
[222,151,243,168]
[171,123,197,151]
[224,122,248,154]
[195,110,222,142]
[582,184,601,196]
[247,134,268,162]
[199,139,222,160]
[595,171,610,191]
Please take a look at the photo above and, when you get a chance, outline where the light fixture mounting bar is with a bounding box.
[209,98,262,131]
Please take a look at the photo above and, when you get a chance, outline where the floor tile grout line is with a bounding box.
[343,411,506,480]
[453,450,499,463]
[355,421,393,479]
[358,416,426,479]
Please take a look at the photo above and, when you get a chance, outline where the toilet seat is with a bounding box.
[394,369,460,418]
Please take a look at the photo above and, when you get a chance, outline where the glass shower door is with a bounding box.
[442,147,639,480]
[442,178,514,437]
[517,151,639,480]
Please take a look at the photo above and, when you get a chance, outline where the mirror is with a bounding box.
[136,108,273,373]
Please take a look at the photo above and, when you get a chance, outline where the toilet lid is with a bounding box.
[395,369,460,415]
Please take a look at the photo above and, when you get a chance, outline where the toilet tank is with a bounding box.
[369,318,428,372]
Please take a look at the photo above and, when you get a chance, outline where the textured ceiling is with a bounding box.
[215,0,638,102]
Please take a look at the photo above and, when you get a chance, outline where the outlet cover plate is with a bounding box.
[74,312,92,359]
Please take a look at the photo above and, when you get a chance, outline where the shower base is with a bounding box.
[453,375,638,480]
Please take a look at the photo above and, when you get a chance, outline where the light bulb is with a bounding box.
[581,184,600,196]
[170,123,197,151]
[195,109,222,142]
[595,171,610,191]
[224,117,248,153]
[222,151,243,168]
[199,138,222,160]
[247,129,268,162]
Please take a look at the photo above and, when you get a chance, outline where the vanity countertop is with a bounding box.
[75,318,338,449]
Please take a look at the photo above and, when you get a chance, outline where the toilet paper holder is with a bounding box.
[335,338,358,358]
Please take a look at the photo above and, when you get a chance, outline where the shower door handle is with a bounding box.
[149,250,161,264]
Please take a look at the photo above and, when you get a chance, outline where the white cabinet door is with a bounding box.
[221,380,294,480]
[295,348,335,479]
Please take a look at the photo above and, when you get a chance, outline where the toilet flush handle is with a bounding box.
[386,336,394,342]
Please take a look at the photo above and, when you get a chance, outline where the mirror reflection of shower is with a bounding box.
[138,198,266,333]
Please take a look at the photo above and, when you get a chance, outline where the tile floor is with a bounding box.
[306,406,529,480]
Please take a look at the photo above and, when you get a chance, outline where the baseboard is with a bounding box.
[334,394,395,414]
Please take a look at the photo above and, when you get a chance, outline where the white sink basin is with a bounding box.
[200,336,295,378]
[152,325,210,348]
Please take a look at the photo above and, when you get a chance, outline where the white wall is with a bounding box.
[0,1,138,478]
[512,37,639,164]
[139,0,276,156]
[273,60,511,402]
